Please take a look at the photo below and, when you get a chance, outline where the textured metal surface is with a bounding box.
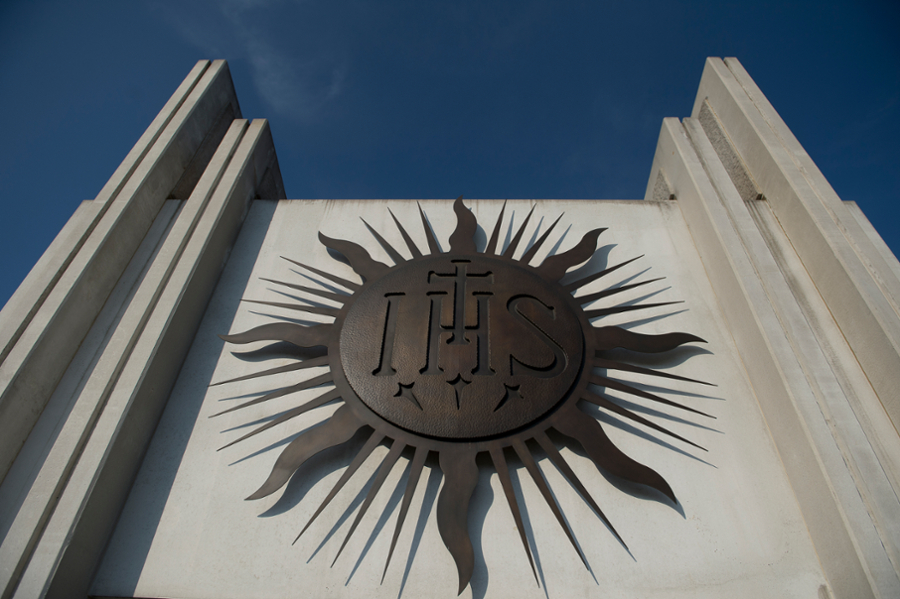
[215,198,715,594]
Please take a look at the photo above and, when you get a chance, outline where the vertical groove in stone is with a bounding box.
[698,99,764,203]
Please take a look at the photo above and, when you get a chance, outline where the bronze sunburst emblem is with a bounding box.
[213,198,713,594]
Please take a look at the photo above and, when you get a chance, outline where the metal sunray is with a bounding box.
[563,255,643,293]
[247,405,366,500]
[218,388,342,450]
[536,228,606,281]
[388,208,423,258]
[584,300,682,320]
[318,232,390,281]
[382,445,428,583]
[280,256,361,291]
[484,200,508,255]
[417,202,441,255]
[436,446,479,595]
[362,218,407,265]
[580,391,707,451]
[593,357,714,386]
[502,204,536,258]
[592,326,706,353]
[296,430,386,542]
[590,374,713,418]
[209,355,329,387]
[533,431,626,548]
[260,277,347,303]
[576,277,665,306]
[553,402,676,503]
[242,299,339,318]
[449,196,477,254]
[512,439,588,569]
[332,439,406,566]
[489,445,538,586]
[520,213,564,265]
[219,322,333,348]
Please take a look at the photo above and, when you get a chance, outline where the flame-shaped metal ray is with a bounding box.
[437,446,479,595]
[584,300,682,320]
[512,439,588,569]
[563,255,643,293]
[502,205,536,258]
[533,431,625,548]
[576,277,665,306]
[362,218,407,265]
[580,391,706,451]
[219,388,342,450]
[219,322,333,348]
[260,277,348,303]
[213,372,334,417]
[247,405,365,500]
[489,445,538,585]
[242,299,339,318]
[210,355,329,387]
[318,232,390,281]
[417,202,441,255]
[484,200,507,256]
[590,374,713,418]
[520,213,564,265]
[593,326,705,353]
[593,357,714,386]
[332,439,406,565]
[554,403,676,503]
[281,256,361,291]
[448,196,477,254]
[537,228,606,281]
[297,430,385,541]
[388,208,423,259]
[382,445,428,583]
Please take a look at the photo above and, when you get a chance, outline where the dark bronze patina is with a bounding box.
[214,198,714,594]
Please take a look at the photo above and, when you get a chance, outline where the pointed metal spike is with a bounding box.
[280,256,361,291]
[485,200,508,255]
[563,255,643,293]
[590,374,713,418]
[213,372,333,417]
[209,355,329,387]
[584,300,682,320]
[362,218,406,265]
[537,228,606,281]
[259,277,347,303]
[512,439,588,569]
[388,208,423,258]
[534,431,627,549]
[295,431,385,542]
[580,391,707,451]
[489,445,539,586]
[593,357,715,386]
[437,446,479,594]
[246,405,365,501]
[592,326,706,353]
[242,298,339,318]
[449,196,477,254]
[332,439,405,566]
[218,388,342,450]
[577,277,665,306]
[417,202,441,255]
[502,205,536,258]
[318,232,390,281]
[382,446,428,583]
[553,402,677,504]
[520,213,564,264]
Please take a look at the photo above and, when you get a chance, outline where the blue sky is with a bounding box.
[0,0,897,307]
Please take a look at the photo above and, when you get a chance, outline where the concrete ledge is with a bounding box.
[692,57,900,436]
[0,60,241,484]
[12,120,283,599]
[653,117,874,599]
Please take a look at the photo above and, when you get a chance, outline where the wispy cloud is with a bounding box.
[153,0,346,122]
